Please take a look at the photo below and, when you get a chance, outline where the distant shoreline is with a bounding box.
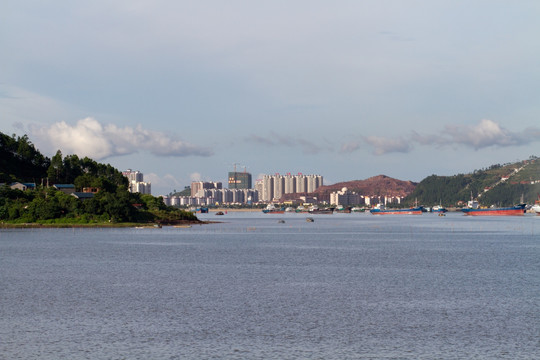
[0,219,211,229]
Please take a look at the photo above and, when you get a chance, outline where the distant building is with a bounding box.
[258,173,324,202]
[53,184,75,195]
[9,182,36,191]
[330,187,363,206]
[228,171,252,189]
[123,169,151,195]
[191,181,222,197]
[71,192,94,200]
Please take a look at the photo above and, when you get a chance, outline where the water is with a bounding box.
[1,212,539,359]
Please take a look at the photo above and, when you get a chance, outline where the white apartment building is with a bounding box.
[132,181,151,195]
[179,188,259,206]
[258,173,324,202]
[123,169,151,194]
[330,187,363,206]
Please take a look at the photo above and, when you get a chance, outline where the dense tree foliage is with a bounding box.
[0,131,197,224]
[405,160,540,207]
[0,133,50,183]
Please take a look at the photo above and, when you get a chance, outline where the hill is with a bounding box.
[280,175,417,203]
[0,131,198,225]
[314,175,417,198]
[404,157,540,207]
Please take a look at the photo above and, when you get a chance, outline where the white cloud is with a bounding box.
[342,119,540,155]
[443,119,525,149]
[30,117,213,159]
[245,132,330,155]
[144,173,184,195]
[364,136,412,155]
[189,172,202,181]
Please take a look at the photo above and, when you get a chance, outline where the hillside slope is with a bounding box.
[405,157,540,207]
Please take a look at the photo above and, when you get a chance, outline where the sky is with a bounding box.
[2,1,540,195]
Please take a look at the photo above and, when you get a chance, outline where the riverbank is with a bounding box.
[0,219,211,229]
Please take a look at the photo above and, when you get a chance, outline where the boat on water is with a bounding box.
[309,206,335,214]
[531,195,540,215]
[369,203,423,215]
[461,204,526,216]
[432,205,448,214]
[262,204,285,214]
[197,207,209,213]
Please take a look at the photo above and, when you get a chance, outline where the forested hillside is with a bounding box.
[0,131,197,225]
[404,157,540,207]
[0,133,50,183]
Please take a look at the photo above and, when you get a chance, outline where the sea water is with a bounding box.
[1,212,539,359]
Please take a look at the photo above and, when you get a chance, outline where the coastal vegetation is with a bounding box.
[0,132,198,226]
[404,156,540,207]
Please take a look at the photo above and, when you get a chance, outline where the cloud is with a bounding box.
[30,117,213,159]
[364,136,413,155]
[442,119,528,149]
[245,132,329,155]
[145,172,184,191]
[342,119,540,155]
[189,172,202,182]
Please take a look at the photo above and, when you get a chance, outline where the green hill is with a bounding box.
[404,157,540,207]
[0,131,198,225]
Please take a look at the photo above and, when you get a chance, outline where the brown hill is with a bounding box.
[279,175,417,202]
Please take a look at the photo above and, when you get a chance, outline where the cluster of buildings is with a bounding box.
[3,169,403,208]
[255,173,323,202]
[122,169,151,195]
[329,187,403,207]
[159,170,404,208]
[162,171,325,207]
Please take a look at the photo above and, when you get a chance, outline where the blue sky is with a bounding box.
[2,1,540,195]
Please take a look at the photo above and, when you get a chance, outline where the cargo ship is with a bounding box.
[461,204,526,216]
[369,204,423,215]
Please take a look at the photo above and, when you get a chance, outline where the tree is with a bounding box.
[47,150,64,183]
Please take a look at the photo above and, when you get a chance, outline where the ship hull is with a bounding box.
[262,210,285,214]
[461,205,526,216]
[370,207,423,215]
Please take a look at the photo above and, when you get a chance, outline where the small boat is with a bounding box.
[309,206,335,214]
[278,219,285,223]
[462,204,526,216]
[197,207,209,213]
[262,204,285,214]
[215,211,225,216]
[369,203,423,215]
[306,217,314,222]
[432,205,448,214]
[295,205,308,213]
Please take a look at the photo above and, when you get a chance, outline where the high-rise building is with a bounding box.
[191,181,222,197]
[258,173,323,202]
[228,171,252,189]
[123,169,151,194]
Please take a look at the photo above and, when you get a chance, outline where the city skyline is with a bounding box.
[2,2,540,196]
